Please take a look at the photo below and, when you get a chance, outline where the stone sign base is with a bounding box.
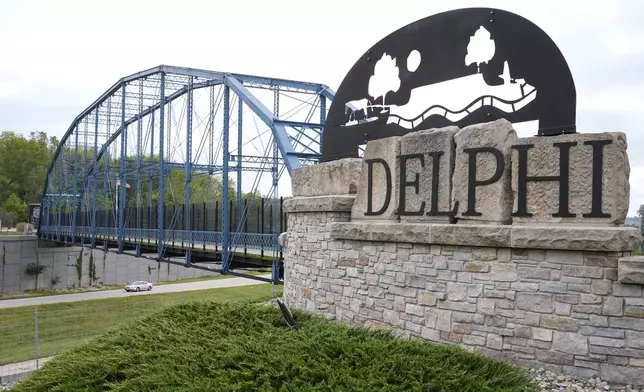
[282,195,644,386]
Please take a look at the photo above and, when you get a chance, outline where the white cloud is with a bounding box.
[0,81,18,99]
[578,86,644,113]
[628,164,644,216]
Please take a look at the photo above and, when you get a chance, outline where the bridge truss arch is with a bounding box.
[38,65,336,283]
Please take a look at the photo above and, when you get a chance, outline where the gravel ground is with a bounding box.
[532,368,642,392]
[0,380,17,391]
[3,353,643,392]
[1,369,643,391]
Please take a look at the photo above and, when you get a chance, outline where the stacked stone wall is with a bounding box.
[281,120,644,387]
[283,119,644,385]
[283,208,644,384]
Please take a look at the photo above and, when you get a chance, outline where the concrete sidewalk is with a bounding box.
[0,357,54,384]
[0,274,271,309]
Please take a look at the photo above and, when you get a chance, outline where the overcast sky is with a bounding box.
[1,0,642,216]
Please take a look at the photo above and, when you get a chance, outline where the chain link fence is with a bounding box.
[0,283,274,380]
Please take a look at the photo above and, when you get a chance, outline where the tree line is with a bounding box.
[0,130,271,229]
[0,131,58,227]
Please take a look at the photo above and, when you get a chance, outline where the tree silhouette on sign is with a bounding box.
[465,26,496,73]
[368,53,401,109]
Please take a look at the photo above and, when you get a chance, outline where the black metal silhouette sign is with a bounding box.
[322,8,577,162]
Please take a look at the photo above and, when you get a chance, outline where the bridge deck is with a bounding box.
[39,226,283,283]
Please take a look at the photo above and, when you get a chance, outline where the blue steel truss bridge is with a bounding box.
[37,65,340,284]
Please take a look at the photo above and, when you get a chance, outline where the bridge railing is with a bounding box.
[39,197,287,255]
[39,225,281,253]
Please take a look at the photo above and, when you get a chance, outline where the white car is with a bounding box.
[125,281,153,292]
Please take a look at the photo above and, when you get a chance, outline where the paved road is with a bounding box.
[0,275,272,310]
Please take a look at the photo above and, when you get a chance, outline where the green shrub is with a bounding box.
[25,262,47,276]
[13,302,538,392]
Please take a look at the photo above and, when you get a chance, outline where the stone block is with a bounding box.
[452,119,517,224]
[472,247,498,261]
[588,336,626,348]
[511,282,539,292]
[463,334,486,346]
[540,315,580,332]
[437,301,477,313]
[477,299,495,315]
[421,327,440,341]
[562,265,603,279]
[331,223,639,252]
[585,255,619,268]
[516,292,553,313]
[383,310,402,326]
[399,126,458,223]
[278,232,288,248]
[351,136,401,221]
[510,225,640,252]
[540,281,568,293]
[565,365,599,379]
[553,331,588,355]
[431,224,511,247]
[603,297,624,316]
[452,312,474,323]
[329,222,431,244]
[599,364,644,386]
[606,356,629,365]
[452,323,471,334]
[613,283,642,297]
[489,263,517,281]
[555,302,571,316]
[605,268,619,281]
[434,309,452,332]
[440,331,463,343]
[515,326,532,339]
[284,196,355,213]
[590,345,644,358]
[406,304,424,317]
[418,291,441,306]
[587,315,609,327]
[485,315,506,328]
[545,250,585,265]
[446,282,468,302]
[464,262,490,273]
[631,358,644,367]
[535,350,574,366]
[626,331,644,349]
[618,256,644,284]
[486,334,503,350]
[591,280,612,295]
[291,158,362,197]
[363,320,391,331]
[511,132,629,225]
[533,328,553,342]
[572,304,602,314]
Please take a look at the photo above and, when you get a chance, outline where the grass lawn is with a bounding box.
[0,284,277,365]
[12,302,538,392]
[0,269,271,301]
[0,285,123,301]
[154,268,271,286]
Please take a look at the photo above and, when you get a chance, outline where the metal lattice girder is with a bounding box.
[37,64,335,284]
[223,75,301,174]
